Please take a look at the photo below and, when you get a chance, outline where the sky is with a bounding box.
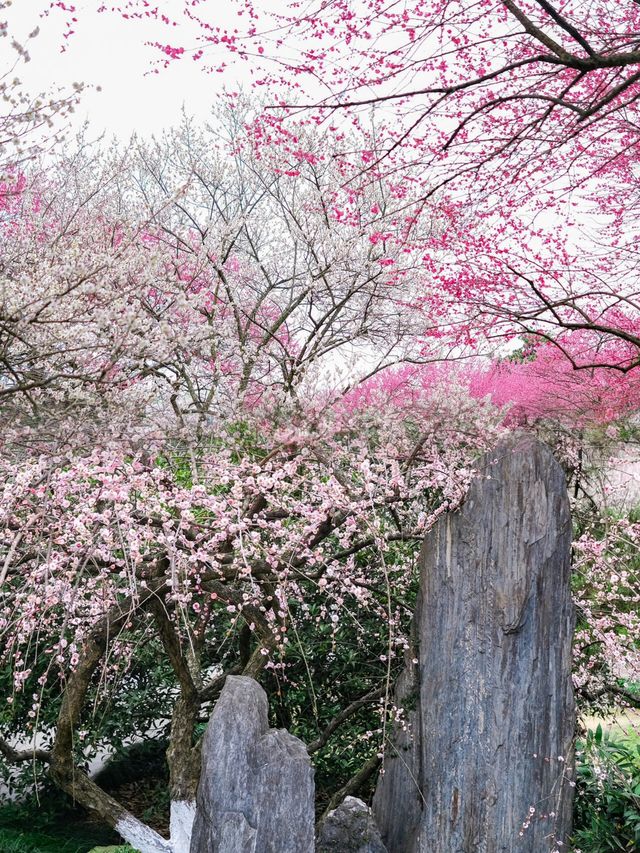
[2,0,262,140]
[1,0,598,242]
[0,0,614,366]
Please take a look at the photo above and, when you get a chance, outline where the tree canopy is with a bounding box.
[0,5,639,852]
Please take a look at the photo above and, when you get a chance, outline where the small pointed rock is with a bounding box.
[316,797,388,853]
[190,676,315,853]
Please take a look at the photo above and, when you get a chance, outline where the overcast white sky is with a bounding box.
[3,0,262,140]
[1,0,593,243]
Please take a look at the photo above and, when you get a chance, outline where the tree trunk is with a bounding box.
[373,435,576,852]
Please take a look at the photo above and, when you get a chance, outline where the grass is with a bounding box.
[0,828,139,853]
[0,799,126,853]
[0,827,130,853]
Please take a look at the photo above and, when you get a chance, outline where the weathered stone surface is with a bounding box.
[316,796,388,853]
[373,435,576,852]
[189,676,314,853]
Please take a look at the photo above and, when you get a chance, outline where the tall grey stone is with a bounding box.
[373,436,576,852]
[190,676,314,853]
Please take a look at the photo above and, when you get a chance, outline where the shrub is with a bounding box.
[573,724,640,852]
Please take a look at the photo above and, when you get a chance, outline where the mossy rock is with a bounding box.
[87,846,138,853]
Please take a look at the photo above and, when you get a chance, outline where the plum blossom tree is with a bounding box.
[0,6,639,847]
[0,7,82,176]
[47,0,640,373]
[0,116,511,852]
[0,118,638,851]
[97,1,640,185]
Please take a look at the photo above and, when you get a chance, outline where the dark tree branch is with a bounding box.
[321,753,382,819]
[0,737,51,764]
[307,686,386,754]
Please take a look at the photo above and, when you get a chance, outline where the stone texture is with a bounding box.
[373,436,576,852]
[189,676,314,853]
[316,796,388,853]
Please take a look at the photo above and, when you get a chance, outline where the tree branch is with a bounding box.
[307,686,385,755]
[0,736,50,764]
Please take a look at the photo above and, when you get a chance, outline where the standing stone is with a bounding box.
[190,676,315,853]
[373,436,576,852]
[316,797,388,853]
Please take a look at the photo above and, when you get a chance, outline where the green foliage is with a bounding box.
[0,830,77,853]
[261,561,417,811]
[0,832,137,853]
[612,421,640,445]
[504,335,538,363]
[264,613,387,809]
[573,725,640,852]
[0,795,122,852]
[92,739,168,792]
